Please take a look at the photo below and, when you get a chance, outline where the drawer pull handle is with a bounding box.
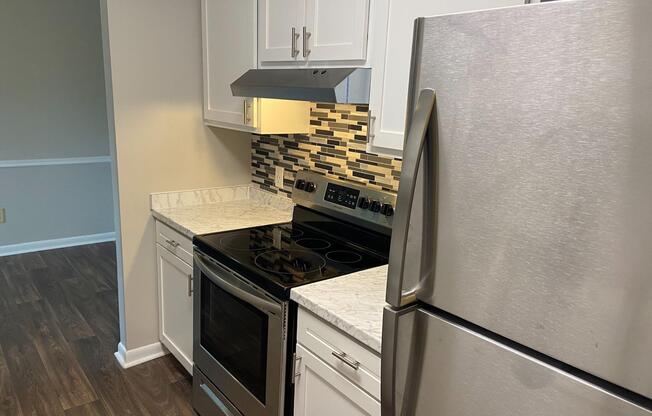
[165,238,180,248]
[332,350,360,370]
[302,26,311,57]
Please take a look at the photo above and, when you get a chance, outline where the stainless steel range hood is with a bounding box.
[231,68,371,104]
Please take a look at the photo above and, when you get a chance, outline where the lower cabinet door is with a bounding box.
[157,244,193,374]
[294,344,380,416]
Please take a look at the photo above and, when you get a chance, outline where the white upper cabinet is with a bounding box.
[259,0,370,64]
[202,0,257,130]
[202,0,310,134]
[368,0,524,151]
[304,0,369,62]
[258,0,303,62]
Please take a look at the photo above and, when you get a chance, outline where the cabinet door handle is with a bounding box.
[331,350,360,370]
[243,99,252,125]
[164,238,180,248]
[291,27,299,58]
[291,352,302,383]
[187,274,193,297]
[367,110,376,139]
[302,26,311,58]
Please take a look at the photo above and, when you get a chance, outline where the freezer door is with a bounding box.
[394,0,652,398]
[382,306,652,416]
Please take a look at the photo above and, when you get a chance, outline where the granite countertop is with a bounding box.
[291,265,388,354]
[151,185,294,238]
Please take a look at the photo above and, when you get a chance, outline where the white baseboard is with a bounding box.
[0,232,116,257]
[114,341,169,369]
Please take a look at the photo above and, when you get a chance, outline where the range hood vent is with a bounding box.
[231,68,371,104]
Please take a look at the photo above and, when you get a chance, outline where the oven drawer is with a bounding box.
[193,367,243,416]
[156,221,193,265]
[297,307,381,401]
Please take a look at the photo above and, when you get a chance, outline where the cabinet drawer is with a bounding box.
[297,307,381,400]
[155,221,193,264]
[294,344,380,416]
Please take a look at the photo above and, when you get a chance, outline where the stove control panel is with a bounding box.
[292,170,397,233]
[324,183,360,209]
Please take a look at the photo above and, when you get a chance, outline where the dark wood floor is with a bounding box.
[0,242,194,416]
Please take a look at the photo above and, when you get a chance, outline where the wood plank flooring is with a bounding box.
[0,243,194,416]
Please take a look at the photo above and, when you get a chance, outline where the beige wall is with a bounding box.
[101,0,251,350]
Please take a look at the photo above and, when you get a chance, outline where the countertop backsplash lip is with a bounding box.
[150,184,295,212]
[150,184,250,210]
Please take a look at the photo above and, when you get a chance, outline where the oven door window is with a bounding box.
[200,274,268,404]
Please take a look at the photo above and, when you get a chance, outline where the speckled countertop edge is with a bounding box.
[151,185,294,238]
[291,265,389,353]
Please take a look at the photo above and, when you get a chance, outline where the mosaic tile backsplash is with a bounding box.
[252,103,402,198]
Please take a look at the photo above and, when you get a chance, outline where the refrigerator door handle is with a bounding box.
[386,88,436,307]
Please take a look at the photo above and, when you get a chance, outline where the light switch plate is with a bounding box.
[0,208,5,224]
[275,166,285,189]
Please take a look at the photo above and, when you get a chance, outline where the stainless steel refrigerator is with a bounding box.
[382,0,652,415]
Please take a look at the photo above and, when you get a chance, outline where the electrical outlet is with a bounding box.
[0,208,5,224]
[275,166,285,189]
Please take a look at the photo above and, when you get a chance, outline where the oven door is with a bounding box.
[193,250,288,416]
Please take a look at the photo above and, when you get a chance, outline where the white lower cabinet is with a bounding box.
[294,345,380,416]
[294,308,381,416]
[156,222,194,374]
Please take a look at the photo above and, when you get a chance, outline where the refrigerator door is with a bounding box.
[389,0,652,398]
[382,306,652,416]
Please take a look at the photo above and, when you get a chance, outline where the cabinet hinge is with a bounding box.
[291,352,302,384]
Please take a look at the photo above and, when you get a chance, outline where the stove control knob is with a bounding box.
[381,203,394,217]
[304,182,316,193]
[370,200,382,213]
[295,179,306,190]
[358,197,370,209]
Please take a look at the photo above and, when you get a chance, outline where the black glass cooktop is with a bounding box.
[194,207,391,300]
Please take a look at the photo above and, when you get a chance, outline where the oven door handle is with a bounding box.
[194,252,282,316]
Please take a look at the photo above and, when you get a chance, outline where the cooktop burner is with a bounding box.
[295,238,332,250]
[194,209,390,299]
[326,250,363,264]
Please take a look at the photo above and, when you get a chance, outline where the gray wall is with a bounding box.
[0,0,114,247]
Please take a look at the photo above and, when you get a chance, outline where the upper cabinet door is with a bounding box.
[202,0,257,130]
[259,0,303,62]
[368,0,525,151]
[303,0,369,62]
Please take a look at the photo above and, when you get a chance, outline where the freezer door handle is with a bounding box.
[381,307,399,416]
[381,305,420,416]
[386,88,436,307]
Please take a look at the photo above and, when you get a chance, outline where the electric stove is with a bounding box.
[192,170,397,416]
[193,203,392,300]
